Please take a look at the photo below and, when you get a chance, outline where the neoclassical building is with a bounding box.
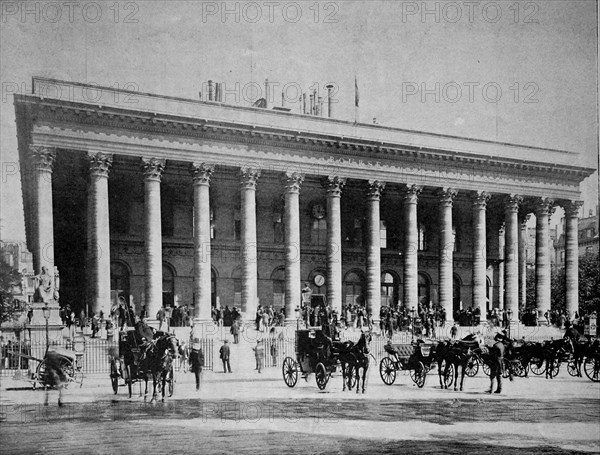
[14,77,594,325]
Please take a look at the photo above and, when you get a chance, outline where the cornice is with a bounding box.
[16,95,594,183]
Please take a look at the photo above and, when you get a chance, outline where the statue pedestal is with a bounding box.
[29,301,62,326]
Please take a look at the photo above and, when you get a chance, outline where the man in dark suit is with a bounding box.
[219,340,232,373]
[189,340,204,390]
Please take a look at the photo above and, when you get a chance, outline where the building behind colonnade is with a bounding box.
[13,78,595,326]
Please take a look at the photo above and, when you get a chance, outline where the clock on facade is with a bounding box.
[311,203,326,220]
[313,274,325,287]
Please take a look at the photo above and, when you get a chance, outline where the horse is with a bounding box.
[435,334,481,391]
[42,350,67,407]
[139,333,179,402]
[341,331,372,394]
[542,338,573,379]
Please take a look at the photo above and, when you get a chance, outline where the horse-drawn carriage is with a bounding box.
[109,329,177,400]
[379,340,436,388]
[282,328,339,390]
[32,347,84,390]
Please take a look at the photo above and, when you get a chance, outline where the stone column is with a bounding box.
[29,145,56,274]
[403,185,422,311]
[240,167,261,321]
[88,152,113,317]
[366,180,385,324]
[283,171,304,323]
[564,201,583,319]
[141,158,166,322]
[438,188,457,323]
[498,224,505,310]
[472,191,490,322]
[535,198,554,319]
[504,195,522,317]
[325,176,346,315]
[190,163,215,322]
[518,213,531,316]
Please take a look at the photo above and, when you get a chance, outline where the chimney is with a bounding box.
[317,96,323,116]
[281,90,285,108]
[326,84,334,118]
[264,78,269,109]
[309,93,314,115]
[208,80,214,101]
[302,93,307,114]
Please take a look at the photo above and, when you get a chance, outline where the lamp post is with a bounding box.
[506,308,513,339]
[42,304,50,354]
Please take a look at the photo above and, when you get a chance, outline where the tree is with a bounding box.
[0,258,24,324]
[579,252,600,315]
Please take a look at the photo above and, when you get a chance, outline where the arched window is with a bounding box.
[110,262,130,303]
[453,274,462,316]
[162,264,175,308]
[344,270,365,307]
[417,272,430,307]
[271,267,285,310]
[311,219,327,246]
[418,223,427,251]
[381,271,398,308]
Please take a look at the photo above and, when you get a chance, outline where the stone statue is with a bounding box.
[33,266,55,303]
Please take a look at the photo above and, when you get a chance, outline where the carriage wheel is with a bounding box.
[282,357,298,388]
[315,363,329,390]
[549,361,560,378]
[344,364,357,389]
[567,360,579,377]
[583,357,600,382]
[443,362,454,388]
[168,365,174,397]
[410,361,426,388]
[513,358,526,378]
[481,361,490,377]
[126,365,133,398]
[379,357,396,386]
[34,360,47,390]
[110,361,119,394]
[529,358,545,376]
[465,355,479,377]
[60,358,75,383]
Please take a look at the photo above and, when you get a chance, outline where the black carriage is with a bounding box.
[379,340,435,388]
[282,328,340,390]
[109,330,175,398]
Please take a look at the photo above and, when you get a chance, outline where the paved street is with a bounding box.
[1,362,599,454]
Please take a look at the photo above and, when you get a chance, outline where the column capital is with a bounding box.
[190,162,215,185]
[403,184,422,204]
[88,152,113,178]
[438,187,458,206]
[535,197,555,217]
[283,171,304,193]
[141,157,166,181]
[29,145,56,172]
[366,180,385,200]
[240,166,261,189]
[472,191,491,209]
[323,176,346,197]
[504,194,523,213]
[563,200,583,218]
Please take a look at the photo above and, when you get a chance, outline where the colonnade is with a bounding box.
[27,145,584,325]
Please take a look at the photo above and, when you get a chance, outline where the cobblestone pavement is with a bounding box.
[1,364,599,454]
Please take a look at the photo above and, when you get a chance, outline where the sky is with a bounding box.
[1,0,598,242]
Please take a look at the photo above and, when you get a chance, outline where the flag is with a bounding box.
[354,75,360,108]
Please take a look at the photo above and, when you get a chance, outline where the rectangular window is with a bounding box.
[311,219,327,246]
[380,220,387,249]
